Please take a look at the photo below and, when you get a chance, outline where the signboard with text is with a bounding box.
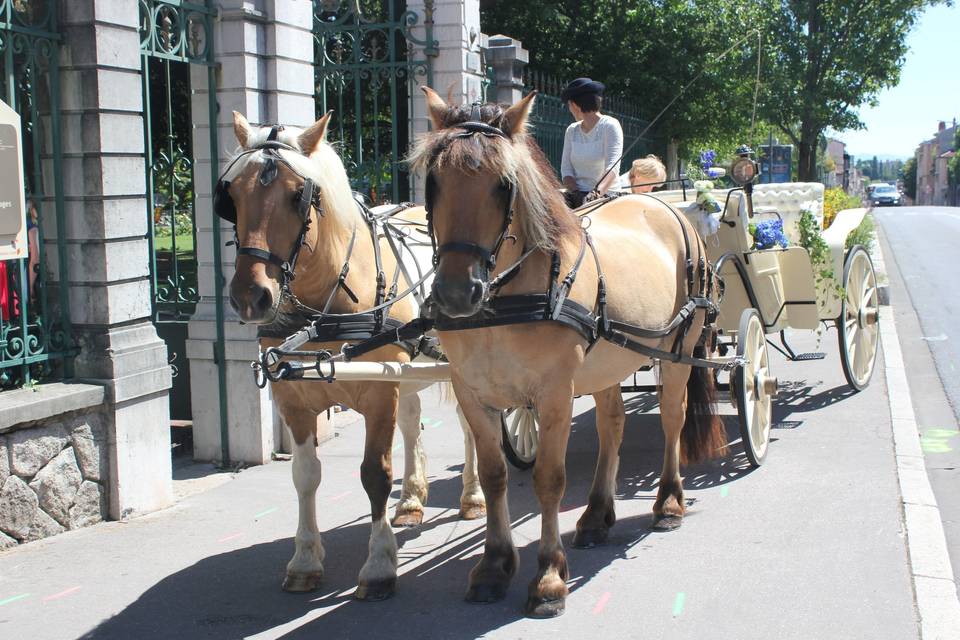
[0,99,26,261]
[759,144,793,183]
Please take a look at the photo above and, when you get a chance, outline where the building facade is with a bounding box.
[916,120,957,206]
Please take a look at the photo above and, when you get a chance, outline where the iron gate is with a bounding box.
[0,0,73,390]
[313,0,436,204]
[139,0,217,424]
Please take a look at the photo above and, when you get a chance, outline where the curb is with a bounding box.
[876,238,960,639]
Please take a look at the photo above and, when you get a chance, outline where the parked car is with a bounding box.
[870,184,901,206]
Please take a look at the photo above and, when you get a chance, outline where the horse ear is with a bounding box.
[233,111,252,148]
[298,110,333,155]
[421,86,448,130]
[501,91,537,137]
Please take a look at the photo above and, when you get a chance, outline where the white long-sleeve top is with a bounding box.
[560,115,624,193]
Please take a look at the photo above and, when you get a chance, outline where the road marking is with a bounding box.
[719,486,729,498]
[920,334,948,342]
[329,490,351,502]
[254,507,277,519]
[920,429,957,454]
[592,591,610,614]
[0,593,29,606]
[218,533,243,543]
[43,586,80,603]
[672,592,686,617]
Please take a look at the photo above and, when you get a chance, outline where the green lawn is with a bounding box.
[153,233,194,254]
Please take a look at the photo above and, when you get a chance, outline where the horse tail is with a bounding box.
[680,344,727,464]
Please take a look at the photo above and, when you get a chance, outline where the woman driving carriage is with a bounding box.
[559,77,624,208]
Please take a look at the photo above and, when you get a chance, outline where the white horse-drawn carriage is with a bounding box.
[501,162,879,469]
[222,93,879,616]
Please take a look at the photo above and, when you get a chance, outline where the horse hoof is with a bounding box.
[391,510,423,528]
[572,527,609,548]
[465,581,509,604]
[355,577,397,601]
[525,596,566,618]
[651,515,683,531]
[282,571,323,592]
[459,504,487,520]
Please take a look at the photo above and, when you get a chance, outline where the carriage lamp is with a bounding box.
[730,146,759,186]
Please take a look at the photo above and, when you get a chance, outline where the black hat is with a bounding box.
[560,77,605,101]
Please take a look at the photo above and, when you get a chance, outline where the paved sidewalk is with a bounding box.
[0,322,925,639]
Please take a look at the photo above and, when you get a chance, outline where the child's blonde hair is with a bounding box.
[629,155,667,192]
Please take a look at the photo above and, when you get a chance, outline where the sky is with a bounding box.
[835,3,960,160]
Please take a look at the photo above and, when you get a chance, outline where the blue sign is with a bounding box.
[759,145,792,183]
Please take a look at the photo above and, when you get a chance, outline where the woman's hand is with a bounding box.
[583,190,601,203]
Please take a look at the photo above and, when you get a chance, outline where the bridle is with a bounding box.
[423,112,518,277]
[214,125,323,292]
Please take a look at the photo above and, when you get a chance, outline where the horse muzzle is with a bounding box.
[431,271,487,318]
[229,277,278,323]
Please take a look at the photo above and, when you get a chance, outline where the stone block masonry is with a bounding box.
[0,409,109,548]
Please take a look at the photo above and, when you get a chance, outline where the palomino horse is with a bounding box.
[222,111,485,599]
[408,90,726,616]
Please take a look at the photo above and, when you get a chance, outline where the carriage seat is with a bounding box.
[750,182,824,243]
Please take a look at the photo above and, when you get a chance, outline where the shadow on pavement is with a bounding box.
[82,392,759,639]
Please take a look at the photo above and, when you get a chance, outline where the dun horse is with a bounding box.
[221,111,484,599]
[409,90,726,616]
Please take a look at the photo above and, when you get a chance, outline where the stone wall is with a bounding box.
[0,408,109,549]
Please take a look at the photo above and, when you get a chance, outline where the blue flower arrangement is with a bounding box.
[699,149,717,171]
[752,218,788,250]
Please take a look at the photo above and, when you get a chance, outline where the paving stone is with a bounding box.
[8,424,69,477]
[0,529,16,549]
[24,506,65,541]
[0,475,39,539]
[71,422,106,482]
[69,481,105,529]
[29,448,83,528]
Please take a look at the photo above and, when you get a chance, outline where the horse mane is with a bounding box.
[407,102,578,250]
[224,125,359,229]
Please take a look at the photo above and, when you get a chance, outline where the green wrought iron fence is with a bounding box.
[0,0,74,390]
[313,0,437,204]
[140,0,218,423]
[524,69,652,182]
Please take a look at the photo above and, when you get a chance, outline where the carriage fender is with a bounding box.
[821,207,869,285]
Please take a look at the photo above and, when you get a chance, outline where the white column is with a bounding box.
[406,0,485,202]
[186,1,323,465]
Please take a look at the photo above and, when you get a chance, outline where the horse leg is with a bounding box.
[526,385,574,618]
[356,399,400,601]
[573,384,624,548]
[653,362,690,531]
[457,405,486,520]
[282,409,326,592]
[455,384,518,604]
[392,393,427,527]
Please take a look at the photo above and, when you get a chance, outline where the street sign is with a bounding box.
[0,99,27,261]
[759,144,793,183]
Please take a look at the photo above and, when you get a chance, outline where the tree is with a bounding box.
[480,1,763,165]
[759,0,945,181]
[901,155,917,200]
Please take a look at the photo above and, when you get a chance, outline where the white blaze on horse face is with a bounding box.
[286,437,325,582]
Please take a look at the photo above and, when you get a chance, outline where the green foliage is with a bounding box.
[822,186,861,228]
[480,0,763,157]
[845,214,875,255]
[798,209,840,300]
[757,0,945,180]
[949,128,960,186]
[901,155,918,200]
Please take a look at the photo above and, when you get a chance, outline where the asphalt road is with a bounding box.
[0,326,921,639]
[874,205,960,587]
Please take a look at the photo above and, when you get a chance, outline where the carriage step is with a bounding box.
[791,352,826,361]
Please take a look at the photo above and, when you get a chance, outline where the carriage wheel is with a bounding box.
[838,246,880,391]
[500,406,538,470]
[736,308,776,467]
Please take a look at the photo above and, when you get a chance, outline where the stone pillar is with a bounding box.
[406,0,486,202]
[485,35,528,106]
[56,2,173,518]
[187,0,328,464]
